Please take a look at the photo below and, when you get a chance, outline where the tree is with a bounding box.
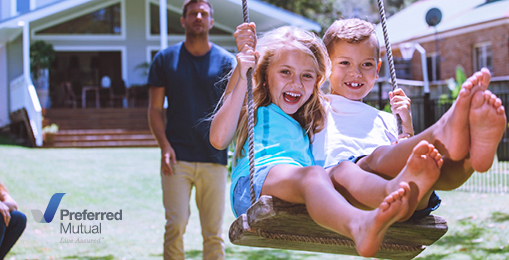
[30,40,55,79]
[262,0,419,35]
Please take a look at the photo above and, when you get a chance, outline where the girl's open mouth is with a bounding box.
[284,92,301,103]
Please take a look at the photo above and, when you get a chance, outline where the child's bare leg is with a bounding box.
[469,90,507,172]
[432,68,490,160]
[333,141,442,221]
[384,140,442,221]
[261,165,410,257]
[353,185,410,257]
[357,68,491,177]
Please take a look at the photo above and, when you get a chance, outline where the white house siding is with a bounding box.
[0,44,8,127]
[126,0,157,86]
[7,35,23,84]
[28,0,238,87]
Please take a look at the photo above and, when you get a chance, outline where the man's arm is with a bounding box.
[0,181,17,211]
[148,87,176,175]
[0,181,17,226]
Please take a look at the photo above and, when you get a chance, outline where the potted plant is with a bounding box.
[30,40,55,108]
[42,123,58,145]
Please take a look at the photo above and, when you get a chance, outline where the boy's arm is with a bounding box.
[389,88,414,140]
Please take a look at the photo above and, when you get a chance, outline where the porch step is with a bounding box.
[42,108,158,148]
[43,108,150,130]
[44,129,158,148]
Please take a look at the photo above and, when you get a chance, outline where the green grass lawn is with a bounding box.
[0,145,508,260]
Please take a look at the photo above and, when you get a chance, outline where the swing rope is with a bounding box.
[377,0,403,135]
[242,0,403,204]
[241,0,257,205]
[231,3,448,257]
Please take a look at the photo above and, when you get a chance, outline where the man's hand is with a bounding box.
[161,145,177,175]
[0,201,11,227]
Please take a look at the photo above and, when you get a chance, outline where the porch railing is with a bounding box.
[10,75,43,146]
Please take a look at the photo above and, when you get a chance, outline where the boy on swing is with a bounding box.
[313,18,507,221]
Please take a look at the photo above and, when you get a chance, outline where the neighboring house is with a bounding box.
[374,0,509,99]
[0,0,320,146]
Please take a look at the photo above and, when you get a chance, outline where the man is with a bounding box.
[0,181,26,258]
[147,1,236,259]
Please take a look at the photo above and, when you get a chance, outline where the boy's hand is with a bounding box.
[234,22,256,52]
[389,88,414,137]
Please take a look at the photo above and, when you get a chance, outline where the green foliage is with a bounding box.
[42,123,59,134]
[452,66,467,99]
[437,93,452,105]
[30,40,55,78]
[383,102,392,113]
[262,0,420,35]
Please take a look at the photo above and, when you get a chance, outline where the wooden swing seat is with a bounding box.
[229,195,448,260]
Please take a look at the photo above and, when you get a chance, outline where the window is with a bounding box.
[16,0,29,13]
[36,3,121,35]
[474,43,493,72]
[149,3,229,35]
[427,53,440,81]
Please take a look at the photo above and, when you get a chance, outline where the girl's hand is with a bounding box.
[236,46,257,80]
[389,88,414,137]
[234,22,256,52]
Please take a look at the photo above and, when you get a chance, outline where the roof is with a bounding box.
[0,0,321,42]
[375,0,509,46]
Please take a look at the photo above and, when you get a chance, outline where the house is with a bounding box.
[374,0,509,99]
[0,0,320,146]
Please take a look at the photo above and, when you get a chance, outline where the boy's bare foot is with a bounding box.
[432,68,490,160]
[386,140,442,221]
[353,183,410,257]
[469,90,506,172]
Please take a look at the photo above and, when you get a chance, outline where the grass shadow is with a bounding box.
[434,225,484,247]
[63,255,115,260]
[225,247,319,260]
[418,215,509,259]
[416,253,448,260]
[490,211,509,222]
[185,249,202,258]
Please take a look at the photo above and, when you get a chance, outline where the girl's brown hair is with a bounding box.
[234,26,330,160]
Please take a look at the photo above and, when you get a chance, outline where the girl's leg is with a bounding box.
[330,140,442,221]
[260,165,410,257]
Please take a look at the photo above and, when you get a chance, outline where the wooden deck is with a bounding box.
[42,108,157,148]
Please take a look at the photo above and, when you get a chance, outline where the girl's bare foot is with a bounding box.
[353,182,410,257]
[469,90,507,172]
[386,140,442,221]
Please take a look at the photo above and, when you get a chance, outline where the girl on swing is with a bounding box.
[209,22,443,257]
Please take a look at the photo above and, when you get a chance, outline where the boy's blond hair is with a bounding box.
[234,26,330,160]
[323,18,380,59]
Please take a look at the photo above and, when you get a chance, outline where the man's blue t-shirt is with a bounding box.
[147,42,236,165]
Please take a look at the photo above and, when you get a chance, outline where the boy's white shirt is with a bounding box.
[312,94,398,168]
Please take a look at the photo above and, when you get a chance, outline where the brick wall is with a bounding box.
[410,22,509,81]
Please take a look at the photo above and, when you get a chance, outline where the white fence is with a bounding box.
[456,156,509,193]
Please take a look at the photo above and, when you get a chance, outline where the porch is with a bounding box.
[42,107,157,148]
